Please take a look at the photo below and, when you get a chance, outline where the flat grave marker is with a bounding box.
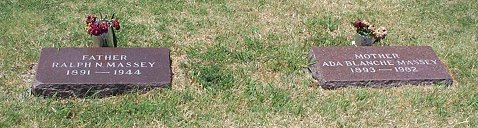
[32,48,172,97]
[308,46,453,89]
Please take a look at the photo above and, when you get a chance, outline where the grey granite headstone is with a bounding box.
[32,48,172,97]
[308,46,453,89]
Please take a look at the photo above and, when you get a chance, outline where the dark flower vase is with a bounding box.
[93,27,117,47]
[355,34,375,46]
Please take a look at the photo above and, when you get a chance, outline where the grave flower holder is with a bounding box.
[93,26,117,47]
[355,33,375,46]
[351,19,387,46]
[86,15,120,47]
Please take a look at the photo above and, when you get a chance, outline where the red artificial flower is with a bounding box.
[98,21,109,34]
[85,14,120,36]
[112,19,120,30]
[88,22,102,36]
[86,15,96,24]
[353,19,366,28]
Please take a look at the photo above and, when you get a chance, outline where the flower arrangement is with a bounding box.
[85,14,120,47]
[352,19,388,45]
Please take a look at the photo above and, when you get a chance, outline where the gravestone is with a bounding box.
[308,46,453,89]
[32,48,172,97]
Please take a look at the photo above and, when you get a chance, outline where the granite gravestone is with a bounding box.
[32,48,172,97]
[308,46,453,89]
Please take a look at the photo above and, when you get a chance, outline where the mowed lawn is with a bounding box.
[1,0,477,127]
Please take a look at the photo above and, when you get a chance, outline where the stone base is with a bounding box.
[315,79,452,89]
[32,81,169,98]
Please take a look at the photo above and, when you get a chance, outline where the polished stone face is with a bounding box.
[33,48,172,97]
[308,46,453,89]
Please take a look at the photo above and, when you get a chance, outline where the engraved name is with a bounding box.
[52,62,155,68]
[51,54,156,68]
[320,53,438,73]
[50,54,157,76]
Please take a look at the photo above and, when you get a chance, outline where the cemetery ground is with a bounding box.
[1,0,477,127]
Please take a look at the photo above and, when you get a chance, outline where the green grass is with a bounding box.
[1,0,478,127]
